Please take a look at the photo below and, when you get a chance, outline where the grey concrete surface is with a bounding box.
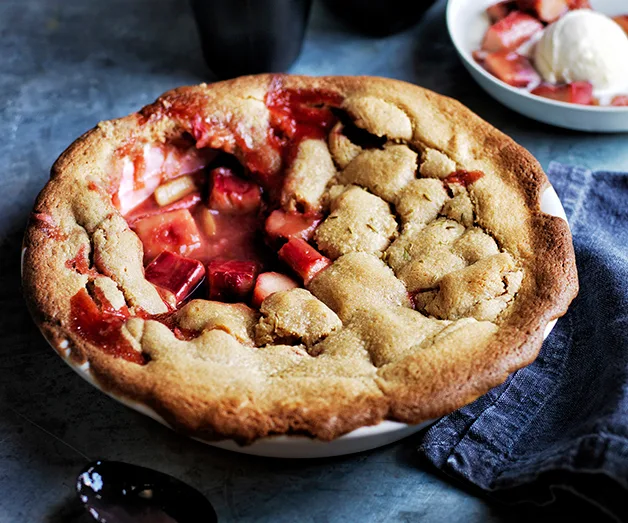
[1,0,625,521]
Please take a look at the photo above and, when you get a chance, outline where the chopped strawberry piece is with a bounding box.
[145,251,205,307]
[472,50,489,63]
[278,238,331,285]
[484,51,541,88]
[614,15,628,35]
[567,0,590,8]
[517,0,568,22]
[207,260,260,301]
[531,82,593,104]
[611,95,628,107]
[208,167,262,214]
[252,272,299,308]
[265,210,322,243]
[132,209,201,262]
[486,1,517,22]
[482,11,543,52]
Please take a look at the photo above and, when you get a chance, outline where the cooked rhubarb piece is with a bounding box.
[278,238,332,285]
[154,175,197,207]
[265,210,322,243]
[126,192,201,224]
[252,272,299,308]
[145,251,206,307]
[531,82,593,104]
[198,206,217,237]
[482,11,543,52]
[487,1,516,22]
[614,15,628,35]
[517,0,568,22]
[567,0,591,8]
[208,167,262,214]
[132,209,202,262]
[484,51,541,87]
[611,95,628,106]
[207,260,260,301]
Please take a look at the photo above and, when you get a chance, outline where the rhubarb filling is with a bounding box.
[69,86,349,362]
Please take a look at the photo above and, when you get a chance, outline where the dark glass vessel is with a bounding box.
[191,0,313,79]
[322,0,438,37]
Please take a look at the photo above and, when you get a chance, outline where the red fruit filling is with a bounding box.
[252,272,299,308]
[207,260,260,301]
[145,252,206,308]
[208,167,262,214]
[68,86,351,362]
[279,238,331,285]
[132,209,202,263]
[531,82,594,105]
[481,11,543,53]
[444,170,484,188]
[265,210,322,243]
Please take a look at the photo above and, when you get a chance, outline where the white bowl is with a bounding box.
[25,187,568,458]
[446,0,628,132]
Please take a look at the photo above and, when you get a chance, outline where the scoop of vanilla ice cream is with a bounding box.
[534,10,628,98]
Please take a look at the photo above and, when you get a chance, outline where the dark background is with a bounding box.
[1,0,625,521]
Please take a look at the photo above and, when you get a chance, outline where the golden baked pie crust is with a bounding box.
[23,75,578,443]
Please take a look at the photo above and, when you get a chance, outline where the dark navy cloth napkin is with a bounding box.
[420,163,628,522]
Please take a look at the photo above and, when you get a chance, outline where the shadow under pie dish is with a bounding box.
[22,74,578,445]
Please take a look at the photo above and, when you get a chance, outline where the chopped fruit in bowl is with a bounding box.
[611,95,628,106]
[614,15,628,35]
[517,0,568,23]
[483,50,541,88]
[471,2,628,108]
[145,252,206,308]
[531,81,594,104]
[207,260,260,301]
[481,11,543,52]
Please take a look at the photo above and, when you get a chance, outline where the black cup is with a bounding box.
[322,0,437,37]
[191,0,313,79]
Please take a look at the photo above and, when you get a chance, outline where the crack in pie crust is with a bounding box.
[22,75,578,444]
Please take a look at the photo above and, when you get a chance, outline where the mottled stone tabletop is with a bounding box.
[1,0,626,521]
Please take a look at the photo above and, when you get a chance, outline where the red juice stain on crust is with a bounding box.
[444,170,484,188]
[70,288,146,365]
[30,212,67,241]
[116,140,147,191]
[265,80,343,164]
[65,245,99,277]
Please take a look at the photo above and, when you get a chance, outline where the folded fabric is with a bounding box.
[420,162,628,522]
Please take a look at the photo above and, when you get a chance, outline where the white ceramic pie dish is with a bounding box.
[23,185,568,458]
[446,0,628,132]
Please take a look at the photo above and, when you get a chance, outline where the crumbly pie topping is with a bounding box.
[23,75,577,442]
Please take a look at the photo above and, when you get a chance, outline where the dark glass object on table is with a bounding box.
[322,0,438,36]
[190,0,313,79]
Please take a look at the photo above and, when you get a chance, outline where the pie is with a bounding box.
[22,74,578,444]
